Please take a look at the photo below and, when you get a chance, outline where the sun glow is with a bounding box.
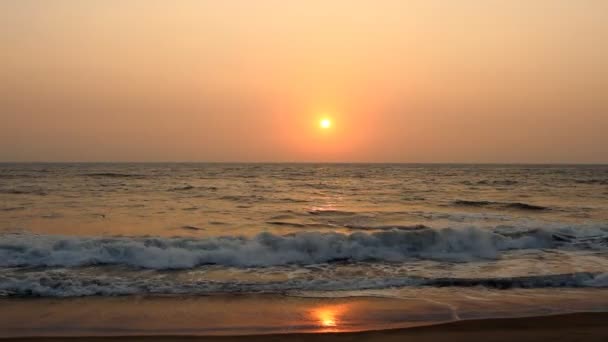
[311,305,348,332]
[320,118,332,129]
[317,309,337,327]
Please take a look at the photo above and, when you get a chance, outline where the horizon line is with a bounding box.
[1,161,607,166]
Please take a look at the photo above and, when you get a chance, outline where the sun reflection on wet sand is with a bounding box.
[311,305,348,332]
[319,310,336,327]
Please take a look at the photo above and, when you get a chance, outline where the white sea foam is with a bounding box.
[0,226,604,269]
[584,273,608,287]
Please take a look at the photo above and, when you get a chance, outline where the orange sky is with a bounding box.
[1,0,607,163]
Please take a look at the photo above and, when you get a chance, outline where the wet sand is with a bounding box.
[1,291,607,340]
[2,312,607,342]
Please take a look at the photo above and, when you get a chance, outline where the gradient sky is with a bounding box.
[1,0,607,163]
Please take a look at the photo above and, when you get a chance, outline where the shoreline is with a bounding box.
[1,289,607,338]
[2,312,607,341]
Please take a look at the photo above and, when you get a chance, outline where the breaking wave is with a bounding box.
[0,227,605,270]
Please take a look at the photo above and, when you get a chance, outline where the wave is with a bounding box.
[506,203,548,211]
[463,180,519,186]
[0,227,605,270]
[453,200,548,211]
[220,195,266,202]
[266,221,328,228]
[170,185,194,191]
[0,188,47,196]
[0,271,605,298]
[0,206,26,211]
[180,225,206,231]
[308,209,358,216]
[575,179,608,185]
[169,185,218,192]
[343,224,429,231]
[426,273,606,289]
[82,172,145,179]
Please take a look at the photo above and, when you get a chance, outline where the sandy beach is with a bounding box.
[2,290,607,338]
[2,312,606,342]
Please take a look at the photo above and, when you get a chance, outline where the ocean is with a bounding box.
[1,163,607,334]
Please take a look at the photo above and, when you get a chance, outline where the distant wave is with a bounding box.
[575,179,608,185]
[0,206,25,211]
[0,271,605,297]
[0,227,605,270]
[266,221,328,228]
[453,200,548,211]
[169,185,218,192]
[343,224,429,231]
[220,194,266,202]
[463,180,519,186]
[308,209,358,216]
[171,185,195,191]
[0,188,47,196]
[82,172,145,179]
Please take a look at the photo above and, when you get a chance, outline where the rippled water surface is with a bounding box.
[0,163,607,297]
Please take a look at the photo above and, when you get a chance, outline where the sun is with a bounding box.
[320,118,332,129]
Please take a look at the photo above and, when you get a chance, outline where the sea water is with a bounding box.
[0,163,607,298]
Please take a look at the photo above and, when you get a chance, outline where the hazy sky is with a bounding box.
[1,0,607,163]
